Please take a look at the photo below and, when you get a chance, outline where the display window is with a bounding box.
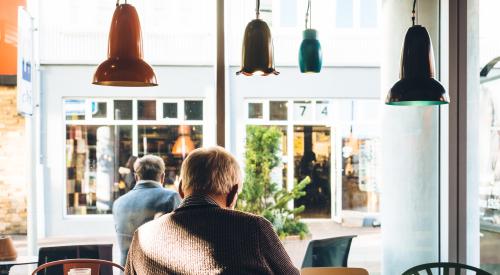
[244,99,379,220]
[64,98,204,215]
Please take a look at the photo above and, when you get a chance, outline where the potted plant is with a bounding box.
[237,125,310,239]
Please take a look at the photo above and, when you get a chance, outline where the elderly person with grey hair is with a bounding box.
[125,146,299,275]
[113,155,181,266]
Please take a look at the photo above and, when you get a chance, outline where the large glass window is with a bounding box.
[479,1,500,273]
[64,98,205,215]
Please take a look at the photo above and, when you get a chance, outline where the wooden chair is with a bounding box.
[301,267,369,275]
[401,262,492,275]
[31,259,124,275]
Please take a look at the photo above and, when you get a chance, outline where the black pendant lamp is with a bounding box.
[299,0,322,73]
[93,0,157,87]
[236,0,279,76]
[385,0,448,106]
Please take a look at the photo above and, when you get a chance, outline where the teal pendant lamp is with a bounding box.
[299,0,322,73]
[237,0,279,76]
[385,0,448,106]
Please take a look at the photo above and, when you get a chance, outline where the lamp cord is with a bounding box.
[305,0,312,29]
[411,0,417,26]
[256,0,260,19]
[116,0,127,7]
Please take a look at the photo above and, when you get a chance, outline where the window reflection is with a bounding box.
[65,99,204,215]
[138,100,156,120]
[185,100,203,120]
[114,100,133,120]
[138,125,203,187]
[66,125,132,214]
[293,125,331,218]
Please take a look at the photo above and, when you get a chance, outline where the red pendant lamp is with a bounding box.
[93,1,157,87]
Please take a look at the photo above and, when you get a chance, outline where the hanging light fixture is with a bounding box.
[93,0,157,87]
[236,0,279,76]
[172,125,195,159]
[385,0,448,106]
[299,0,322,73]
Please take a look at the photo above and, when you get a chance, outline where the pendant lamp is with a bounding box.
[93,0,157,87]
[236,0,279,76]
[385,0,448,106]
[172,125,195,159]
[299,0,322,73]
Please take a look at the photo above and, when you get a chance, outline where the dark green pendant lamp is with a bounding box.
[299,0,322,73]
[237,0,279,76]
[385,0,448,106]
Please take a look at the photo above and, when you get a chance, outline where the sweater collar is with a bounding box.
[176,194,221,211]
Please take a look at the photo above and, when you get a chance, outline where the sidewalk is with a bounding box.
[8,221,381,274]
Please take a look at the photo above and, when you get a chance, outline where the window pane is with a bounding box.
[65,99,86,120]
[342,137,380,212]
[316,100,331,121]
[163,102,178,119]
[293,101,313,121]
[66,125,132,215]
[248,103,263,119]
[336,0,353,28]
[294,125,331,218]
[91,101,107,119]
[184,100,203,120]
[360,0,378,28]
[270,101,288,120]
[138,100,156,120]
[280,0,297,28]
[114,100,133,120]
[138,125,203,187]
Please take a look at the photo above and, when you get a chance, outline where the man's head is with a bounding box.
[179,146,242,208]
[134,155,166,183]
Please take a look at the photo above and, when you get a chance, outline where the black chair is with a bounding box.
[301,235,357,268]
[402,262,492,275]
[37,244,113,275]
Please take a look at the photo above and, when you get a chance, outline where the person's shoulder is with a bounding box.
[138,211,172,232]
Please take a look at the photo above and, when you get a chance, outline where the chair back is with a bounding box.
[37,244,113,275]
[301,235,357,268]
[401,262,492,275]
[301,267,369,275]
[31,258,124,275]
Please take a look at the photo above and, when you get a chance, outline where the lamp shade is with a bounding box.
[93,4,157,87]
[172,136,195,156]
[386,25,448,106]
[299,29,322,73]
[237,19,279,76]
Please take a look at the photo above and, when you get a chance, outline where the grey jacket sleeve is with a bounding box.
[257,217,300,275]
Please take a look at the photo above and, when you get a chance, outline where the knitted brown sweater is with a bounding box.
[124,199,299,275]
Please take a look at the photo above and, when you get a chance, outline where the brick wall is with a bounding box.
[0,86,27,234]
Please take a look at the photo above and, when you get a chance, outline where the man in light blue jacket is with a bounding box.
[113,155,181,266]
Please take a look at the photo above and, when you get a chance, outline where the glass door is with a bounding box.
[293,125,332,218]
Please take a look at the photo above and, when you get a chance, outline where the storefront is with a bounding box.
[37,65,380,236]
[40,65,215,236]
[229,67,380,223]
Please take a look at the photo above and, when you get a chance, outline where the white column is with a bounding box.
[381,1,441,273]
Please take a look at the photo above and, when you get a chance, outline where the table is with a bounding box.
[0,256,38,275]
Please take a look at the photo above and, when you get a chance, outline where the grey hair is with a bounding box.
[180,146,242,195]
[134,155,165,181]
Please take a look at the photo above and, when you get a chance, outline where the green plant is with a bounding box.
[237,125,310,239]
